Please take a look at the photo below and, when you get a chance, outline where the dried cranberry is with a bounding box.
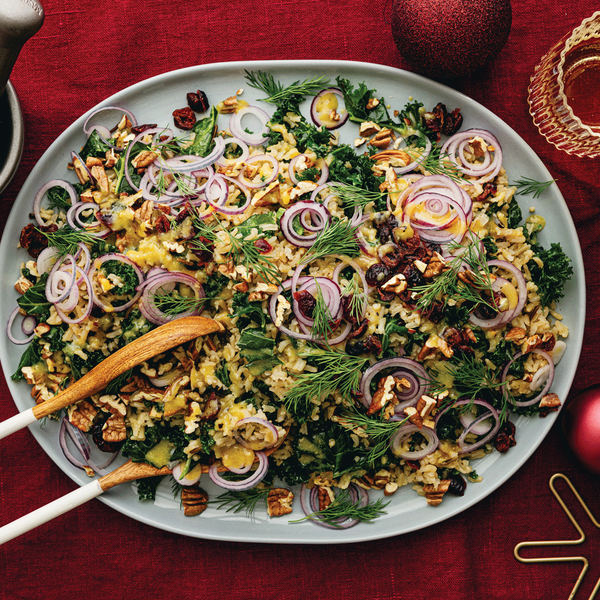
[425,302,444,324]
[365,263,391,287]
[19,223,58,258]
[254,239,273,254]
[131,123,158,135]
[377,287,396,303]
[402,264,425,287]
[378,243,404,268]
[172,106,197,130]
[476,182,497,202]
[494,421,517,453]
[348,320,369,339]
[447,473,467,496]
[187,90,210,113]
[341,295,358,324]
[190,236,214,264]
[294,290,316,318]
[352,335,382,356]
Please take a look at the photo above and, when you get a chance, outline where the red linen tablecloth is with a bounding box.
[1,1,599,599]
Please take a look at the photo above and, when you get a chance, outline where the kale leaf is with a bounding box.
[528,242,573,305]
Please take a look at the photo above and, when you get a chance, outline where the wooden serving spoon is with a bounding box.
[0,459,173,545]
[0,315,224,440]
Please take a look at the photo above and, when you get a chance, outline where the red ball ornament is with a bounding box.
[390,0,512,79]
[562,386,600,476]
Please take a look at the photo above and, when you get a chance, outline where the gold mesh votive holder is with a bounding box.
[528,11,600,158]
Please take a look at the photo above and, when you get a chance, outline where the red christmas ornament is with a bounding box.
[390,0,512,79]
[562,386,600,476]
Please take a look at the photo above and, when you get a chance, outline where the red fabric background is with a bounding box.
[1,1,599,598]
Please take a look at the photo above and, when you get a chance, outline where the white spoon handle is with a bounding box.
[0,479,104,545]
[0,407,35,440]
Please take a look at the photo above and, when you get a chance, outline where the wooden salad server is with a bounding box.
[0,315,224,440]
[0,460,172,545]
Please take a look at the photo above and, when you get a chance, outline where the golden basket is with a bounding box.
[528,11,600,158]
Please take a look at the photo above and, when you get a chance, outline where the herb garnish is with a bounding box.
[244,70,330,112]
[283,349,369,418]
[291,488,390,527]
[211,487,270,516]
[513,177,556,199]
[301,219,362,265]
[41,227,102,257]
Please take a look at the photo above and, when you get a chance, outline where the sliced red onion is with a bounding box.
[7,307,36,345]
[88,254,144,313]
[229,106,270,146]
[392,135,433,175]
[46,254,77,304]
[501,349,555,407]
[208,451,269,491]
[205,173,252,215]
[288,155,329,186]
[310,88,349,130]
[71,151,95,185]
[233,417,279,450]
[468,260,527,330]
[390,424,439,460]
[83,105,138,137]
[434,398,502,454]
[138,271,205,325]
[54,266,93,324]
[441,129,503,184]
[172,462,202,486]
[280,201,331,247]
[359,357,430,410]
[32,179,78,226]
[299,483,368,529]
[36,246,60,275]
[238,154,280,189]
[459,409,493,436]
[216,136,250,167]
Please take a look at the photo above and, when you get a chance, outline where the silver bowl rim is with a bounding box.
[0,81,24,194]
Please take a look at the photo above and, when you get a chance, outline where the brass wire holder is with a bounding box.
[514,473,600,600]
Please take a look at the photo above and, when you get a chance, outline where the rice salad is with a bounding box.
[8,71,573,527]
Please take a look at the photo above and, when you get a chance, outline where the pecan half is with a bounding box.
[423,479,451,506]
[182,485,209,516]
[267,488,294,517]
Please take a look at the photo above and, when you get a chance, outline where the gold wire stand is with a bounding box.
[514,473,600,600]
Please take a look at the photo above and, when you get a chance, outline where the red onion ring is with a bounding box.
[6,307,36,345]
[233,417,279,450]
[390,424,439,460]
[288,155,329,186]
[205,173,252,215]
[280,201,331,247]
[54,266,93,324]
[299,483,368,529]
[229,106,270,146]
[441,129,503,184]
[88,254,144,313]
[83,105,138,137]
[215,137,250,167]
[172,462,202,486]
[359,357,430,411]
[310,88,349,130]
[237,154,279,189]
[468,260,527,330]
[208,451,269,491]
[501,349,555,407]
[32,180,78,226]
[138,271,205,325]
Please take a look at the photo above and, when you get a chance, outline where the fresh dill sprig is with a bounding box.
[40,227,103,257]
[189,207,281,284]
[211,487,270,516]
[311,279,335,343]
[340,409,409,465]
[301,219,362,265]
[290,487,390,527]
[151,289,205,316]
[513,177,556,199]
[244,70,330,108]
[407,144,464,182]
[436,355,510,423]
[412,237,496,312]
[283,349,369,416]
[341,274,367,324]
[333,183,385,212]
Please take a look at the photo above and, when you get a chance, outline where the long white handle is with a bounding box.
[0,407,36,440]
[0,479,104,545]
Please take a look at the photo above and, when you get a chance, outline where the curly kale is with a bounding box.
[528,242,573,305]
